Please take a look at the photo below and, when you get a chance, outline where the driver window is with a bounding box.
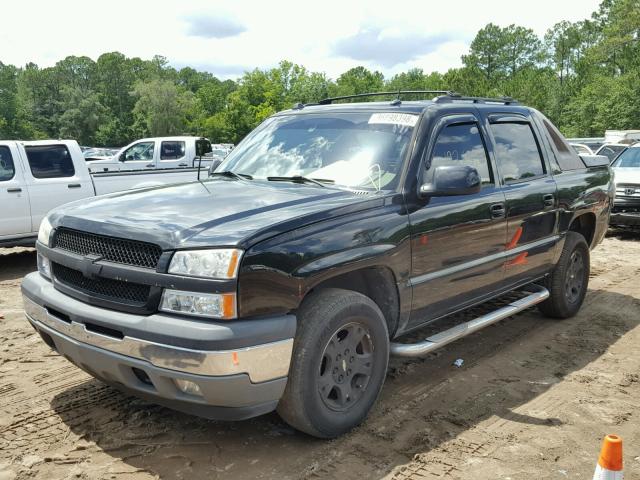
[427,122,493,185]
[124,142,154,161]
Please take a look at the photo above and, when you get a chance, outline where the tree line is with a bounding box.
[0,0,638,147]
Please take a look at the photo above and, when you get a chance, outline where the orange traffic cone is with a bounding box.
[593,434,623,480]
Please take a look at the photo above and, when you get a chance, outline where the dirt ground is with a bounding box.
[1,233,639,480]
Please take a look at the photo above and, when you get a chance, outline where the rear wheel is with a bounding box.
[538,231,590,319]
[277,288,389,438]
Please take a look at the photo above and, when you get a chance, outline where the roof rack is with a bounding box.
[434,93,518,105]
[317,90,453,105]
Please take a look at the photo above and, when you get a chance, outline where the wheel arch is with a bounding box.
[301,265,401,338]
[567,212,597,248]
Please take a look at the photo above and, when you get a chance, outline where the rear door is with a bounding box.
[0,143,31,237]
[21,142,94,231]
[483,112,559,286]
[157,139,188,169]
[408,113,508,326]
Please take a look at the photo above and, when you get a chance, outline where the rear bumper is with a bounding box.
[22,272,295,420]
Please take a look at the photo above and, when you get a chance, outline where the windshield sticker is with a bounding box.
[368,113,418,127]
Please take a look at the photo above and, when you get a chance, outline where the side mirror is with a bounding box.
[119,153,126,162]
[419,165,482,197]
[196,138,212,157]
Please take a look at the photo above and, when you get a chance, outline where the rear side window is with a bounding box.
[25,145,75,179]
[427,123,493,185]
[160,141,186,160]
[0,146,15,181]
[542,119,584,170]
[490,122,545,182]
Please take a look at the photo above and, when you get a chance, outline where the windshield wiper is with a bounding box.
[266,175,334,187]
[211,171,253,180]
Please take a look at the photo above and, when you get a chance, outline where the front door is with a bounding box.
[120,141,156,170]
[0,143,31,237]
[408,114,508,327]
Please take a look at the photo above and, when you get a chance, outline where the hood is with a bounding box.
[613,167,640,185]
[49,178,382,250]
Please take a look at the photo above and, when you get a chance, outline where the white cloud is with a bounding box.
[0,0,601,79]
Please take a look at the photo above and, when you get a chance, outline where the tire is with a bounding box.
[277,288,389,438]
[538,231,590,319]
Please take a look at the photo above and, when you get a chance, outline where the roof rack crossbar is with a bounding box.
[317,90,453,105]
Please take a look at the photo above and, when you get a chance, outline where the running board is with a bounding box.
[390,285,550,358]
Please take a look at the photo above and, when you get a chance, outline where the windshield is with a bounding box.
[613,148,640,168]
[220,112,417,190]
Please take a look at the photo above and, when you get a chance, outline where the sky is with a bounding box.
[0,0,602,80]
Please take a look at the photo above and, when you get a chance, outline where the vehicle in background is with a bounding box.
[570,143,595,156]
[23,92,612,438]
[85,136,212,173]
[596,143,629,163]
[83,147,119,160]
[0,140,210,248]
[566,137,605,152]
[604,130,640,144]
[609,144,640,228]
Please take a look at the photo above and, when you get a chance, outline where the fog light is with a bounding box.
[37,254,51,280]
[174,378,203,397]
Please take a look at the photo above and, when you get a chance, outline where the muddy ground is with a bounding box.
[1,233,639,480]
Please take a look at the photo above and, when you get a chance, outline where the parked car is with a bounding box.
[596,143,629,163]
[566,137,605,152]
[83,147,119,160]
[22,92,612,438]
[604,130,640,144]
[570,143,595,155]
[0,140,210,247]
[85,137,212,173]
[609,144,640,228]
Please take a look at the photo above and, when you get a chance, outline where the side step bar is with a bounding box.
[390,285,550,358]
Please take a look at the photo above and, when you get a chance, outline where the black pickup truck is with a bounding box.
[22,92,612,438]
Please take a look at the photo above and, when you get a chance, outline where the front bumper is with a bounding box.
[22,272,295,420]
[610,211,640,227]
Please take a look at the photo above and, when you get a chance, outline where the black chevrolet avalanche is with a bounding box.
[23,92,613,438]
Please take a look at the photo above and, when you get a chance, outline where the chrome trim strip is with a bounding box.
[24,296,292,383]
[409,235,560,286]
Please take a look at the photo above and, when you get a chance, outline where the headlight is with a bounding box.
[160,289,237,319]
[168,249,242,279]
[37,254,51,280]
[38,216,53,246]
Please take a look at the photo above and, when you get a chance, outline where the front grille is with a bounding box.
[53,228,162,269]
[53,263,150,305]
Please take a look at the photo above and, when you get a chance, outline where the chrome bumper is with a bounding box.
[23,295,293,383]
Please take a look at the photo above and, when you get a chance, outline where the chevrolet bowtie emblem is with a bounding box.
[81,253,104,280]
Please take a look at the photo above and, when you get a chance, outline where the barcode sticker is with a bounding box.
[368,113,418,127]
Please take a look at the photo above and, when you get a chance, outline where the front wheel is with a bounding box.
[277,288,389,438]
[538,231,590,319]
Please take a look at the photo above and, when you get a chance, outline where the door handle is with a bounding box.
[543,194,554,206]
[68,183,81,189]
[146,163,154,168]
[7,187,22,193]
[178,163,188,167]
[490,203,506,218]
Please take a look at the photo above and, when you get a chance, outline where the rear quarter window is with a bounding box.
[25,145,75,179]
[541,119,584,171]
[0,146,15,181]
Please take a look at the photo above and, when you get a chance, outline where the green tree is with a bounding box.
[132,79,197,137]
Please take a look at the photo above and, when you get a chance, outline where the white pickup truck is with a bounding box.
[85,136,213,173]
[0,140,209,247]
